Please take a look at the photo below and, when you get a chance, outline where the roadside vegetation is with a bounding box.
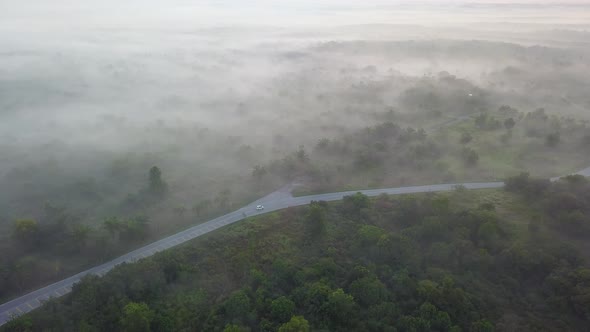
[5,175,590,331]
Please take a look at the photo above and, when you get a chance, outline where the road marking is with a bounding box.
[54,290,62,296]
[27,303,33,309]
[33,298,41,305]
[15,307,23,313]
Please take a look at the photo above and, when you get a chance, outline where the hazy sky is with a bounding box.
[1,0,589,30]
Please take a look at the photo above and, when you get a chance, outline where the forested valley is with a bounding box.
[2,1,590,331]
[3,103,590,304]
[4,175,590,331]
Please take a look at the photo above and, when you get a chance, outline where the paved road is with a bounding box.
[1,167,589,325]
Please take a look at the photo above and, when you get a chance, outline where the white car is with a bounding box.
[256,205,264,210]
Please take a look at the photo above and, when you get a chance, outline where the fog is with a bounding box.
[1,0,590,300]
[1,0,589,210]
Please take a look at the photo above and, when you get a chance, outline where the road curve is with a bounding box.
[1,167,589,325]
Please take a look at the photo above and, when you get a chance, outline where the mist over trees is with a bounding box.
[1,0,590,330]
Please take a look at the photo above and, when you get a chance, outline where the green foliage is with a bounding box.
[305,202,327,239]
[349,276,388,306]
[270,296,296,323]
[471,319,494,332]
[71,224,92,249]
[121,302,153,332]
[103,217,122,238]
[326,288,358,328]
[3,103,590,304]
[293,281,331,322]
[342,192,370,217]
[278,316,310,332]
[9,187,590,331]
[357,225,385,247]
[504,172,550,199]
[223,324,250,332]
[224,290,252,322]
[3,315,33,332]
[121,216,150,241]
[505,174,590,234]
[397,315,431,332]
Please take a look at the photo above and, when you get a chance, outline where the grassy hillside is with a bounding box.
[4,176,590,332]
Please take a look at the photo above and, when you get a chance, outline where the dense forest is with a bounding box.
[3,103,589,304]
[4,174,589,331]
[2,1,590,331]
[2,31,590,305]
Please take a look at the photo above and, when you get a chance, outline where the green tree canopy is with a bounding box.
[342,192,370,217]
[278,316,310,332]
[271,296,296,323]
[326,288,358,327]
[224,290,251,322]
[306,201,327,238]
[121,302,153,332]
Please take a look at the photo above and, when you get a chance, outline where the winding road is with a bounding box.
[1,167,589,325]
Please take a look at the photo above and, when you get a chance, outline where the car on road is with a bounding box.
[256,205,264,210]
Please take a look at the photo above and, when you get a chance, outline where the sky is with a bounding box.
[1,0,589,29]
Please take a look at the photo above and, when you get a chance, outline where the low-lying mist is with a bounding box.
[0,0,589,300]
